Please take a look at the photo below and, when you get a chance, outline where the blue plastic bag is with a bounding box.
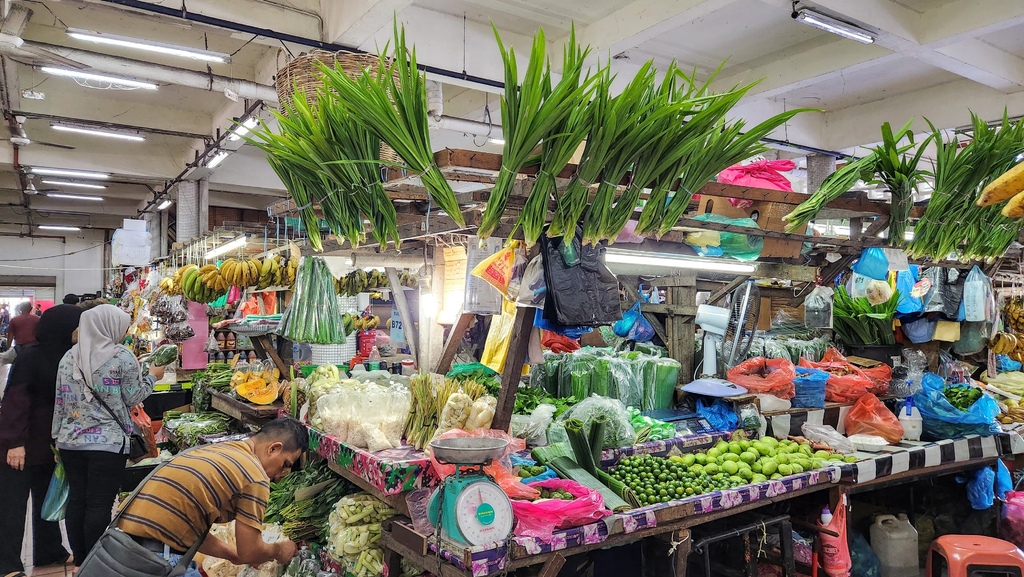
[41,459,68,521]
[509,454,558,484]
[696,398,738,432]
[958,467,996,510]
[895,266,924,315]
[852,247,890,281]
[533,308,592,340]
[998,355,1023,372]
[997,459,1012,500]
[912,373,1001,440]
[849,529,882,577]
[792,367,829,409]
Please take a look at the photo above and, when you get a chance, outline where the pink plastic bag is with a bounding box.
[1001,491,1024,549]
[511,479,611,538]
[428,429,540,501]
[718,159,796,194]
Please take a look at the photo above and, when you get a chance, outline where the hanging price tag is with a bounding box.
[390,308,405,347]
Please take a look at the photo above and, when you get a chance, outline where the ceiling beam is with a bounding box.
[577,0,740,59]
[320,0,415,47]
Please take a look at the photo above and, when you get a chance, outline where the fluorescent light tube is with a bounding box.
[31,167,110,180]
[40,66,158,90]
[40,179,107,190]
[206,151,229,169]
[46,193,104,201]
[38,225,81,231]
[157,200,173,210]
[51,123,145,141]
[67,29,230,63]
[227,117,259,141]
[794,9,875,44]
[205,235,247,259]
[488,138,505,145]
[604,249,757,274]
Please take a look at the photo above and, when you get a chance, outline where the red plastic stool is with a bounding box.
[926,535,1024,577]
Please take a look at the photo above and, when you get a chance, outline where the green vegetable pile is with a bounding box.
[628,408,676,443]
[265,460,336,523]
[446,368,501,397]
[538,487,574,501]
[832,286,900,346]
[517,465,548,478]
[944,385,983,411]
[162,411,231,449]
[278,480,355,542]
[190,362,233,411]
[514,385,577,417]
[609,438,856,506]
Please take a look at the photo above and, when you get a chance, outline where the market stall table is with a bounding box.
[208,389,282,426]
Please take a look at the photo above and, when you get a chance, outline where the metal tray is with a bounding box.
[430,437,509,465]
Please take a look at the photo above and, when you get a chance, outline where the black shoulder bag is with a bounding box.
[88,385,151,461]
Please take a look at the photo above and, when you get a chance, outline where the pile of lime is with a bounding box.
[608,437,858,506]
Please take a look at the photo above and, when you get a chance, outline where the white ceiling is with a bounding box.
[0,0,1023,237]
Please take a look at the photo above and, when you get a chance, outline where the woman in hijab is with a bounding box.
[51,304,163,571]
[0,304,83,577]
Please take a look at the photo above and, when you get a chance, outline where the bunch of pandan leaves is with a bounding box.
[831,285,900,346]
[785,112,1024,260]
[480,25,813,246]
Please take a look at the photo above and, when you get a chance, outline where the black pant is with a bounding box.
[61,449,126,567]
[0,460,70,573]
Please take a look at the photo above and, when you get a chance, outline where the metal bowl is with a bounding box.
[430,437,509,465]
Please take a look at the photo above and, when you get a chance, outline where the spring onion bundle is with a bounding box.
[867,121,930,246]
[318,22,464,226]
[479,26,595,239]
[783,154,879,233]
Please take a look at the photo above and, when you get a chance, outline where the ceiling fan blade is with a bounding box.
[36,140,75,150]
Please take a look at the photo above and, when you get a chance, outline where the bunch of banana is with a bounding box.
[158,276,182,296]
[255,256,284,289]
[220,258,262,287]
[179,264,229,303]
[990,331,1020,355]
[280,256,298,288]
[1001,403,1024,424]
[1008,296,1024,334]
[341,313,356,336]
[337,269,390,296]
[353,314,381,331]
[398,269,418,288]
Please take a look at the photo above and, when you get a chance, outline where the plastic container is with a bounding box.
[820,506,833,525]
[848,434,889,452]
[898,399,923,441]
[870,513,919,577]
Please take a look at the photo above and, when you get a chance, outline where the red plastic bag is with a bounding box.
[1001,491,1024,549]
[844,394,904,444]
[428,428,540,501]
[798,348,873,403]
[511,479,612,538]
[726,357,796,399]
[820,493,852,577]
[541,330,579,354]
[862,364,892,396]
[130,404,158,461]
[715,159,797,208]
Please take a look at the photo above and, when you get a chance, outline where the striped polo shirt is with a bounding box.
[119,441,270,551]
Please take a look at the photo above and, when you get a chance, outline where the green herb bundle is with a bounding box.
[784,154,879,233]
[867,121,931,246]
[318,22,464,226]
[832,285,900,346]
[479,25,595,239]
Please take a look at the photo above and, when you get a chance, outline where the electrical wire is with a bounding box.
[0,242,106,261]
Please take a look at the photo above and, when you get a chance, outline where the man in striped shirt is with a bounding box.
[118,418,307,573]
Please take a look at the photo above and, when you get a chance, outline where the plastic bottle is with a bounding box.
[899,398,923,442]
[820,506,833,526]
[870,513,919,577]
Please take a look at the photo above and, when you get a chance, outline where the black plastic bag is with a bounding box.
[541,225,622,326]
[921,267,964,320]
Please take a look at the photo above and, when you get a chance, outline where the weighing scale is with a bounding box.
[642,409,717,436]
[428,437,514,547]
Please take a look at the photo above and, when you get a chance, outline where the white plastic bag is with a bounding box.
[963,265,994,322]
[804,285,834,329]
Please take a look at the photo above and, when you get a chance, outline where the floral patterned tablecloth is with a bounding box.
[308,425,437,495]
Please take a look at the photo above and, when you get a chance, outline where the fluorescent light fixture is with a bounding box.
[51,123,145,142]
[206,150,230,169]
[227,117,259,141]
[488,138,505,145]
[38,225,81,231]
[604,249,757,274]
[67,29,230,63]
[46,193,104,202]
[420,291,437,318]
[41,66,158,90]
[793,9,875,44]
[157,199,173,210]
[40,179,107,190]
[31,167,110,180]
[205,235,247,259]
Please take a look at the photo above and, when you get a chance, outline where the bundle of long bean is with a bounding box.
[654,106,810,238]
[909,113,1024,260]
[868,121,931,246]
[318,22,464,226]
[783,153,879,233]
[479,26,595,239]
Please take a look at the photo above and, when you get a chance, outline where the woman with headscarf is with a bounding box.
[0,304,83,577]
[51,304,164,572]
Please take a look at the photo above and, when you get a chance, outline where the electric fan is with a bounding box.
[682,280,760,397]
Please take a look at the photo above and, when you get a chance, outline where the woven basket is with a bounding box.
[276,50,401,165]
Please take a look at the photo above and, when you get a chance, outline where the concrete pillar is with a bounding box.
[174,178,210,242]
[806,153,837,194]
